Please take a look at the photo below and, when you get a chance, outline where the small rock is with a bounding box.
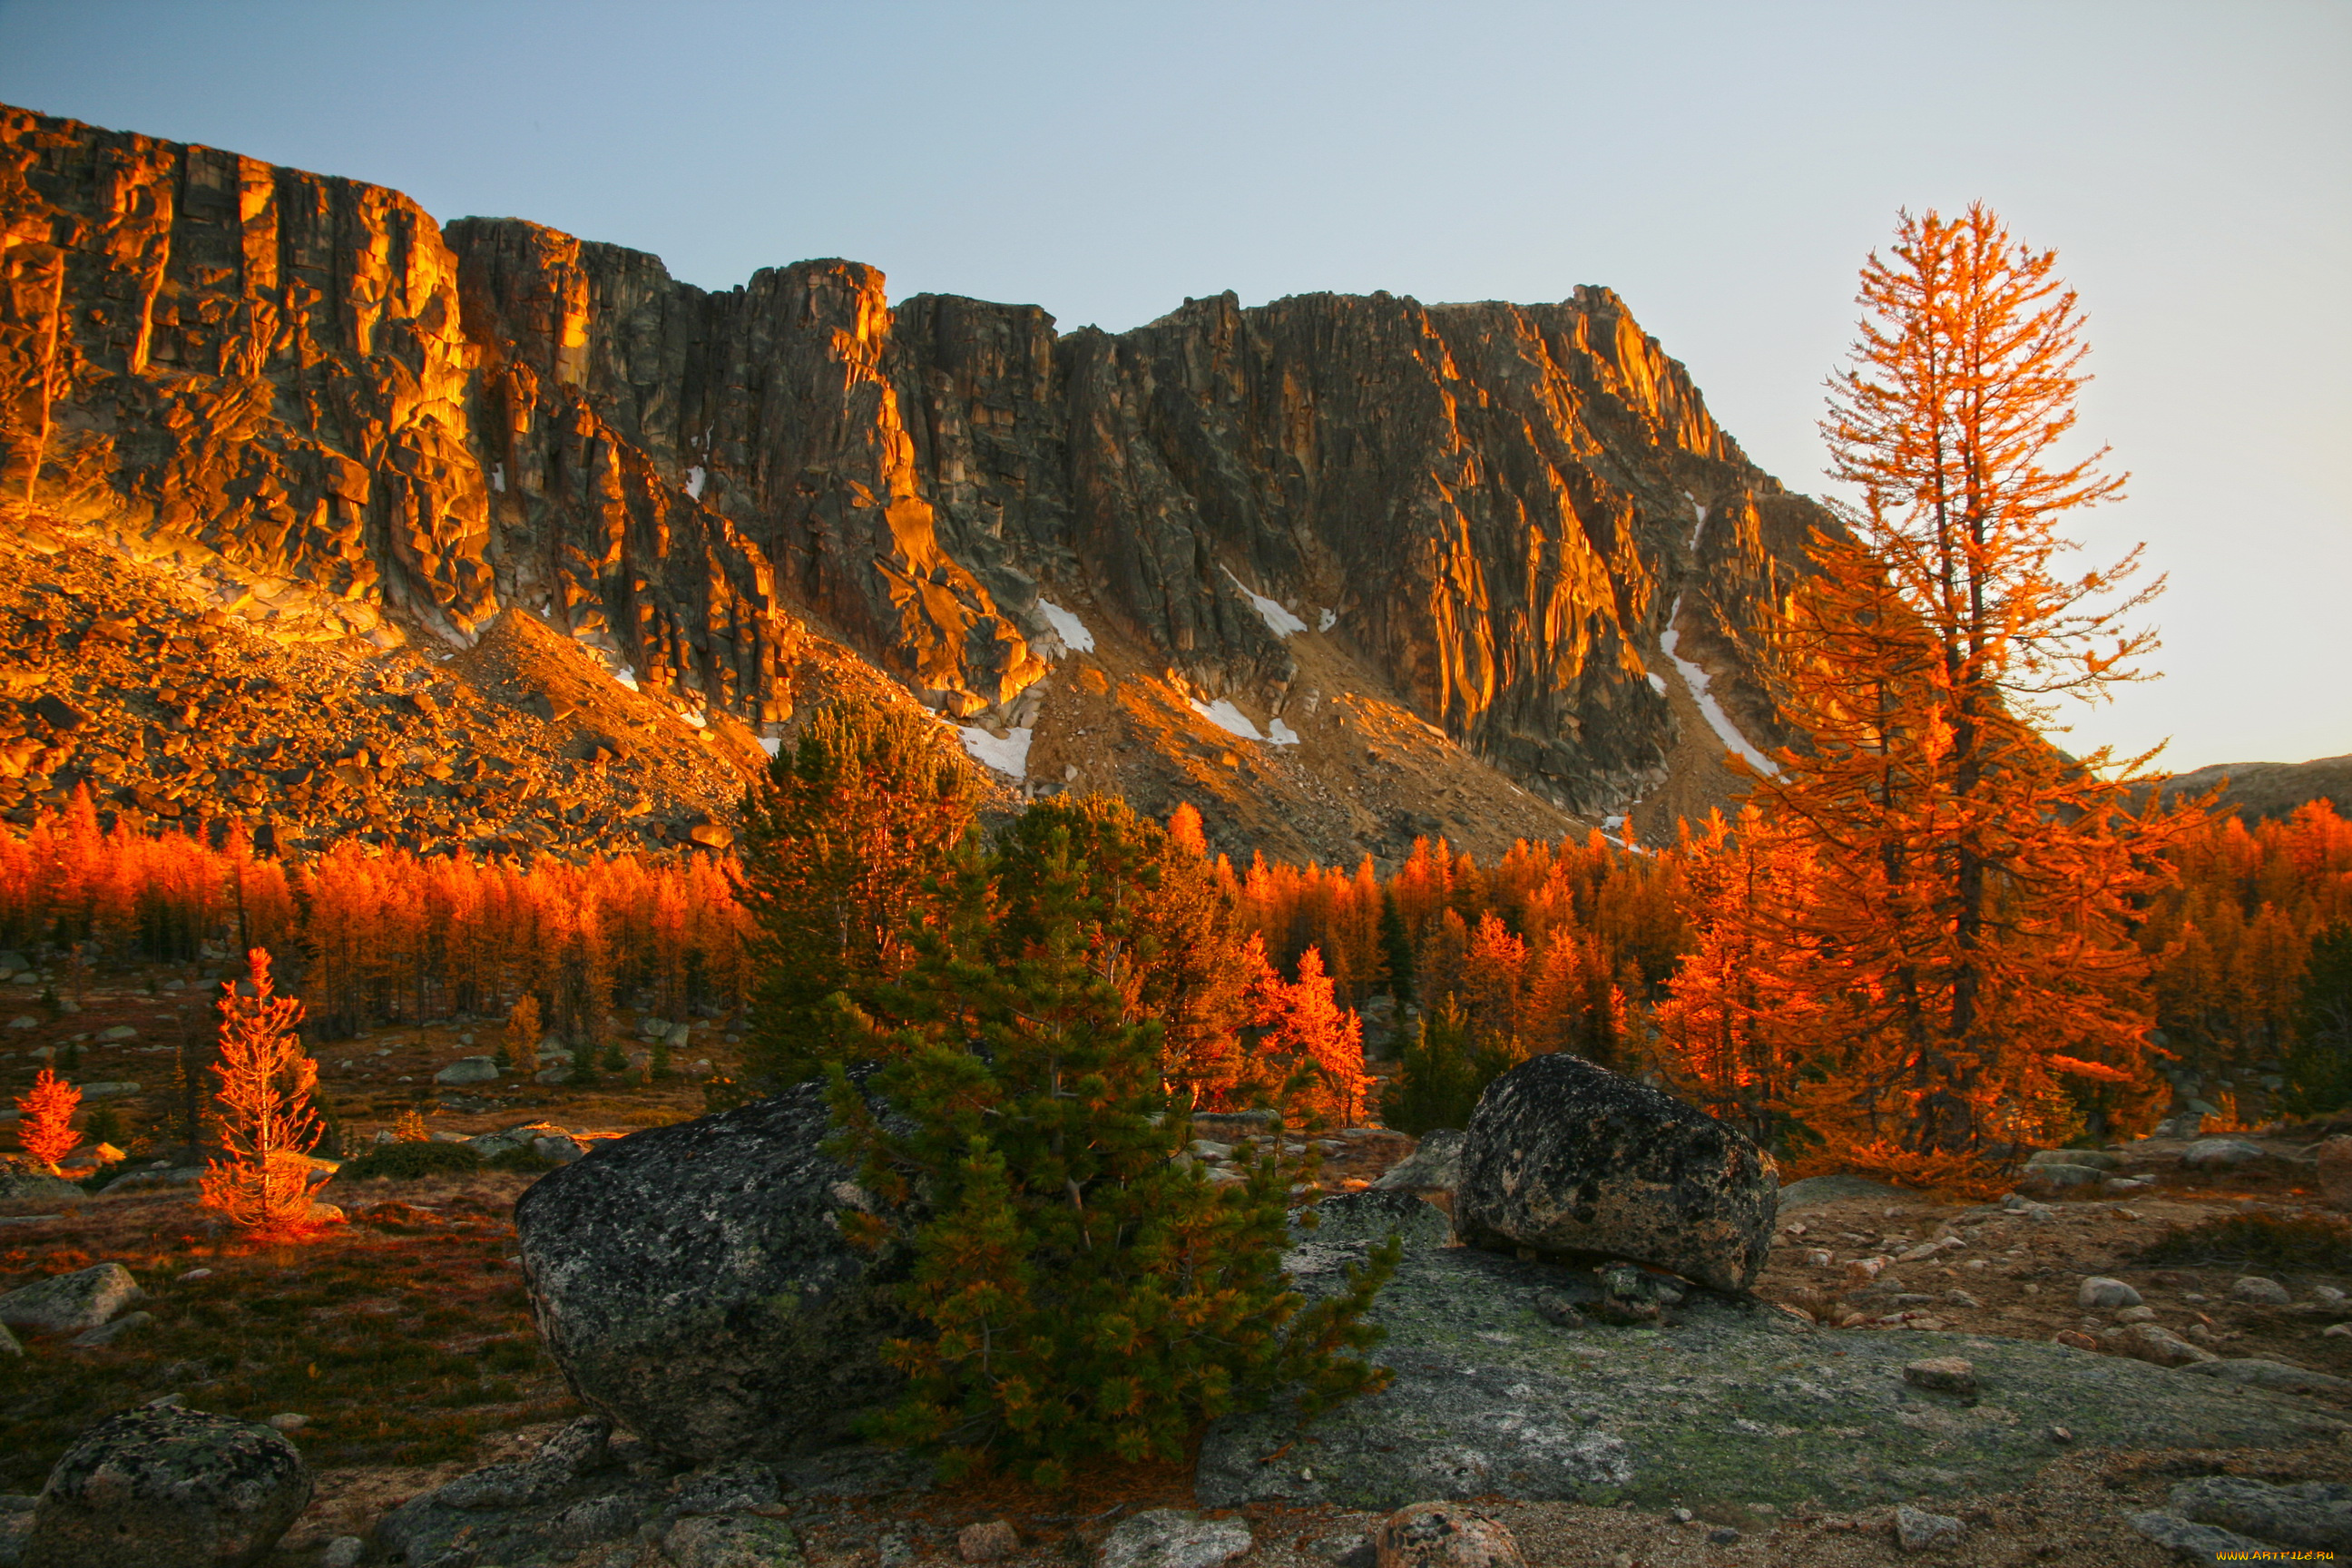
[432,1056,500,1086]
[1096,1509,1253,1568]
[2077,1276,2141,1310]
[1372,1130,1464,1195]
[265,1413,308,1433]
[69,1308,152,1348]
[2022,1162,2107,1192]
[321,1537,364,1568]
[0,1263,141,1331]
[2105,1321,2217,1367]
[2114,1304,2156,1323]
[2051,1329,2099,1351]
[2182,1138,2265,1168]
[21,1404,311,1568]
[1893,1504,1964,1552]
[2316,1285,2347,1306]
[1373,1503,1525,1568]
[1902,1357,1978,1398]
[2180,1357,2352,1394]
[532,1134,586,1163]
[959,1519,1019,1563]
[1705,1525,1740,1544]
[1944,1289,1983,1308]
[2232,1276,2292,1306]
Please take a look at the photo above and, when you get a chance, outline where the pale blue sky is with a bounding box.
[3,0,2344,769]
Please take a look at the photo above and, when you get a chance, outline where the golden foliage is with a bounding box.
[200,947,328,1238]
[13,1066,80,1172]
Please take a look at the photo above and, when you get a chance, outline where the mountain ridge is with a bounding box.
[0,101,1832,861]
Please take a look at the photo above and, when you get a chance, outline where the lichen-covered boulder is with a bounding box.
[22,1404,310,1568]
[1455,1054,1776,1292]
[514,1078,908,1462]
[0,1265,141,1333]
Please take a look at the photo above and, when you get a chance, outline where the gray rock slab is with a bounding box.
[1196,1242,2347,1514]
[0,1170,82,1204]
[2128,1509,2276,1560]
[2180,1357,2352,1394]
[1096,1509,1251,1568]
[2169,1475,2352,1551]
[1372,1131,1463,1194]
[0,1264,139,1332]
[432,1057,500,1086]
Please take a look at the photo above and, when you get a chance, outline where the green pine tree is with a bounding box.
[1379,996,1514,1135]
[737,697,984,1091]
[2284,925,2352,1117]
[828,821,1395,1488]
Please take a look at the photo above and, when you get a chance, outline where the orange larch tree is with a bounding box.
[1244,943,1369,1126]
[14,1066,80,1171]
[1710,204,2196,1174]
[200,947,328,1236]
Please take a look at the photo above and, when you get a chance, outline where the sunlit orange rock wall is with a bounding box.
[2,103,1828,807]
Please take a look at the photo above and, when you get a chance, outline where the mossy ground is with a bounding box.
[0,1173,579,1493]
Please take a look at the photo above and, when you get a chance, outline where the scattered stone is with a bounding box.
[514,1078,909,1462]
[2022,1162,2107,1192]
[1095,1509,1252,1568]
[21,1404,310,1568]
[959,1519,1019,1562]
[2114,1304,2156,1324]
[2103,1321,2217,1367]
[2180,1357,2352,1394]
[432,1056,500,1085]
[320,1538,363,1568]
[664,1514,802,1568]
[1371,1131,1464,1195]
[1902,1357,1978,1398]
[1372,1503,1525,1568]
[1455,1054,1777,1292]
[2127,1509,2276,1559]
[1777,1174,1917,1210]
[0,1264,140,1332]
[2078,1276,2141,1310]
[2182,1138,2265,1168]
[95,1025,136,1043]
[68,1309,152,1348]
[1893,1504,1963,1552]
[2232,1276,2293,1306]
[264,1414,308,1433]
[1705,1525,1740,1544]
[533,1134,586,1162]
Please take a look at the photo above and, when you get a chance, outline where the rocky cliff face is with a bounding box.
[1,103,1831,853]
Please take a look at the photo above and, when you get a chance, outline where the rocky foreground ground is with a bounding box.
[5,1100,2352,1566]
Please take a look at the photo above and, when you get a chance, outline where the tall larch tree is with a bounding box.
[1723,204,2197,1171]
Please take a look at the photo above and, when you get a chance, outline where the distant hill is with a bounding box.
[2145,753,2352,822]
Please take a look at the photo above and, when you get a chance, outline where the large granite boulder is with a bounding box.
[514,1078,908,1462]
[1455,1054,1775,1292]
[22,1404,310,1568]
